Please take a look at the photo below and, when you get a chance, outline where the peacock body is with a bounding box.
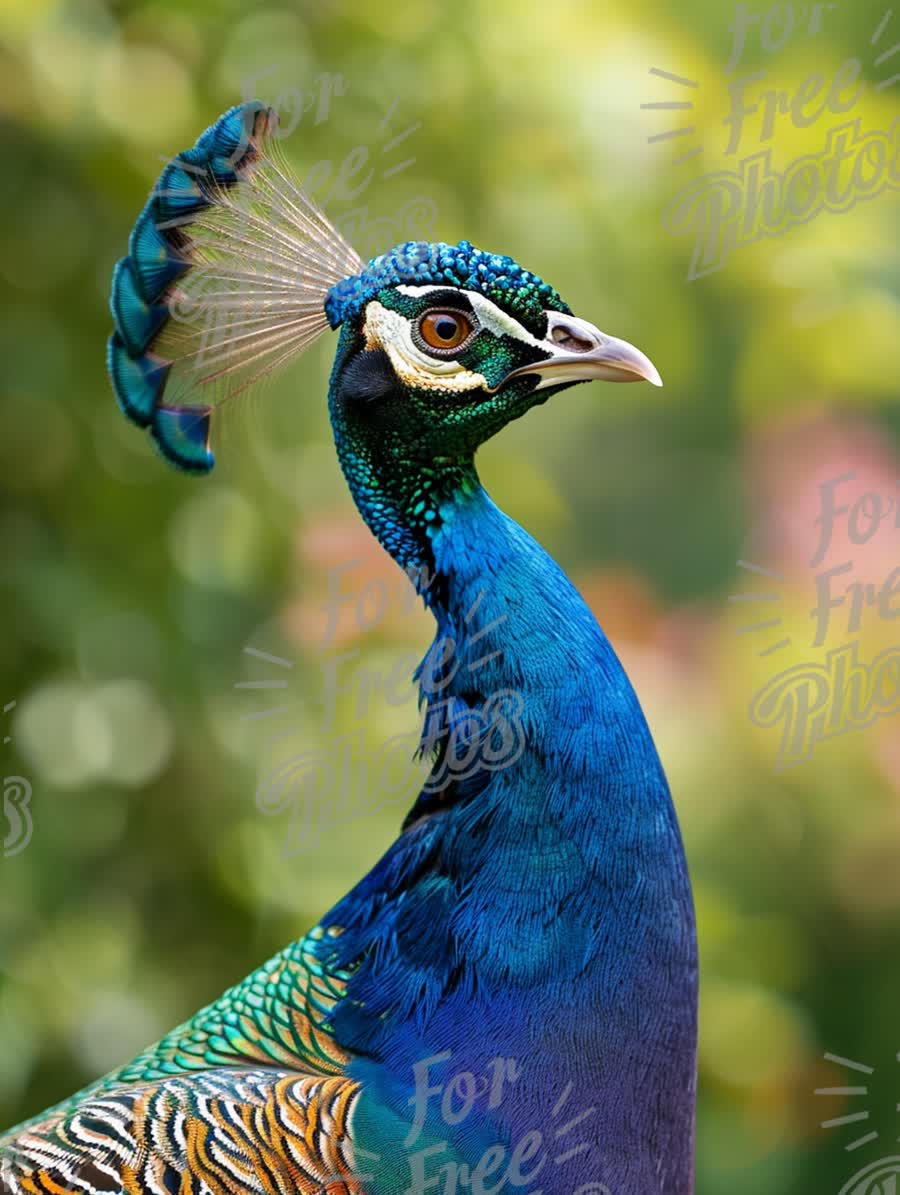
[1,104,697,1195]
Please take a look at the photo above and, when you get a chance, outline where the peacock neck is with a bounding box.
[328,352,483,593]
[322,456,698,1192]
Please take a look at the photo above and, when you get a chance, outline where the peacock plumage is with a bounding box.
[1,105,698,1195]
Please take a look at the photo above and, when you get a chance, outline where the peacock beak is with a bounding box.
[498,311,663,390]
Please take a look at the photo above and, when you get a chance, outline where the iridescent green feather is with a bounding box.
[2,928,352,1139]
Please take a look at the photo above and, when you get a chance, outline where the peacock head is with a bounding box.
[323,239,660,469]
[108,102,660,486]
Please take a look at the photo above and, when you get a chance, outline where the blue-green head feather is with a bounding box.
[323,239,570,331]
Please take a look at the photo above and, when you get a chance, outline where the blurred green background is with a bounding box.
[2,0,900,1191]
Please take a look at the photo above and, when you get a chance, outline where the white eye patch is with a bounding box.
[362,300,488,395]
[362,287,551,395]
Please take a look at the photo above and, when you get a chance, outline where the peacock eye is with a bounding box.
[416,309,476,354]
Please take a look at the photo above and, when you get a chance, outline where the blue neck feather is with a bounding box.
[322,388,698,1192]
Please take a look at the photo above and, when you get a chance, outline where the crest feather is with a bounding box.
[108,102,363,472]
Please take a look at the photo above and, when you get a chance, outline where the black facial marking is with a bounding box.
[411,288,475,314]
[336,348,397,405]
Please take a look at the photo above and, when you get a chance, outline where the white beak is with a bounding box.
[493,311,663,391]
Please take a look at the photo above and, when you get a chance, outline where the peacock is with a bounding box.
[0,104,698,1195]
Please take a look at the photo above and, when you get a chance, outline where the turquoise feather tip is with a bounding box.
[152,406,214,473]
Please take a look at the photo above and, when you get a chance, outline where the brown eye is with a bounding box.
[417,310,475,353]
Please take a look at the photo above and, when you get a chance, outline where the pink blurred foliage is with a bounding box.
[743,406,900,587]
[577,567,720,736]
[281,512,437,652]
[743,407,900,787]
[874,722,900,797]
